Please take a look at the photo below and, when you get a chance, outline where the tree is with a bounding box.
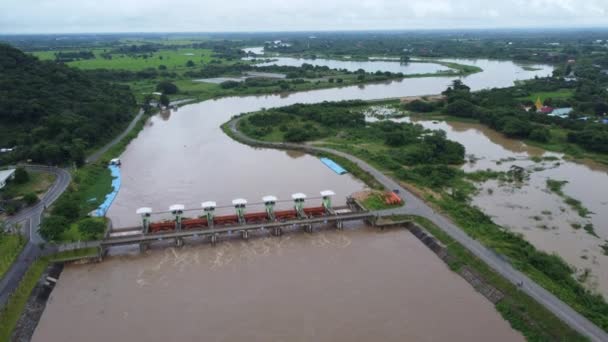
[158,64,167,70]
[385,132,407,146]
[78,218,106,239]
[23,192,38,205]
[445,99,476,117]
[186,60,195,67]
[39,215,68,241]
[155,81,178,94]
[13,167,29,184]
[160,94,170,107]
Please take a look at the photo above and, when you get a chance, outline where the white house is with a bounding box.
[0,169,16,189]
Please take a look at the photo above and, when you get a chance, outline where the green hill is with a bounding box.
[0,44,136,165]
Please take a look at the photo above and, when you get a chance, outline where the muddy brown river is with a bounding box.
[33,58,551,340]
[33,228,523,342]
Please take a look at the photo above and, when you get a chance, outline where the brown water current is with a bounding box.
[412,119,608,296]
[33,228,523,342]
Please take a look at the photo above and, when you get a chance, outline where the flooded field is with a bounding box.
[33,228,523,342]
[412,119,608,296]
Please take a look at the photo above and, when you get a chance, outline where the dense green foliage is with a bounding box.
[0,44,136,165]
[0,231,25,279]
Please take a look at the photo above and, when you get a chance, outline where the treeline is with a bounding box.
[54,51,95,62]
[414,77,608,154]
[0,44,136,165]
[243,100,465,165]
[264,30,608,64]
[85,68,178,82]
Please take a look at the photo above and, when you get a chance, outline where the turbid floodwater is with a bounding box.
[409,119,608,296]
[32,56,551,341]
[33,228,523,342]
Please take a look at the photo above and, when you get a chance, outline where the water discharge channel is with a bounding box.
[34,55,556,341]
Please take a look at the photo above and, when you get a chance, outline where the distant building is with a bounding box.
[0,169,16,189]
[548,107,573,118]
[539,106,554,114]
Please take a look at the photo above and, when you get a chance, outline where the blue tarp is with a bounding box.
[95,165,121,217]
[320,157,347,175]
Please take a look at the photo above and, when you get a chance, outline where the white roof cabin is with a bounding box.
[291,193,307,200]
[169,204,185,212]
[232,198,247,206]
[201,201,217,209]
[136,207,152,215]
[262,195,278,203]
[320,190,335,197]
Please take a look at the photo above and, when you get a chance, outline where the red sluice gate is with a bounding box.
[303,206,326,217]
[149,221,175,233]
[182,218,209,229]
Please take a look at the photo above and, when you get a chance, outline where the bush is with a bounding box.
[78,218,106,240]
[39,215,68,241]
[284,128,311,142]
[22,193,38,206]
[155,81,179,94]
[13,167,29,184]
[445,99,476,117]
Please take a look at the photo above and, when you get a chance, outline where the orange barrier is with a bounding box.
[244,212,268,223]
[149,221,175,233]
[275,209,298,220]
[182,218,209,230]
[303,206,326,217]
[384,192,402,205]
[214,214,239,225]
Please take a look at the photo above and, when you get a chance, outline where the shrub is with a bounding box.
[13,167,29,184]
[22,193,38,206]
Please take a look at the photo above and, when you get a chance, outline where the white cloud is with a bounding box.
[0,0,607,33]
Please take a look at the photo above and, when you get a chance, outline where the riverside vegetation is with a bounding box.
[237,97,608,336]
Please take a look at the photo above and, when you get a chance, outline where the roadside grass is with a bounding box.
[388,215,586,341]
[0,258,48,342]
[0,172,56,200]
[0,234,26,279]
[48,248,99,262]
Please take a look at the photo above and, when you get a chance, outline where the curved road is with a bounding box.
[228,118,608,342]
[0,166,70,308]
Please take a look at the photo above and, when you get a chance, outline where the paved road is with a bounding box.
[0,166,70,308]
[85,109,144,164]
[229,118,608,342]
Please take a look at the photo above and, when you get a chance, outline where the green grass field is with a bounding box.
[0,233,26,280]
[32,48,215,71]
[519,89,574,101]
[0,172,56,200]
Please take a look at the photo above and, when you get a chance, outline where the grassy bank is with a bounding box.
[0,234,26,279]
[44,111,149,242]
[0,258,47,342]
[389,215,586,341]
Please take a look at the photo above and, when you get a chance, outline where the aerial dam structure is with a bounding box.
[101,190,376,253]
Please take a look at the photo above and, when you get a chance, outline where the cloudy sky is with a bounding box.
[1,0,607,33]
